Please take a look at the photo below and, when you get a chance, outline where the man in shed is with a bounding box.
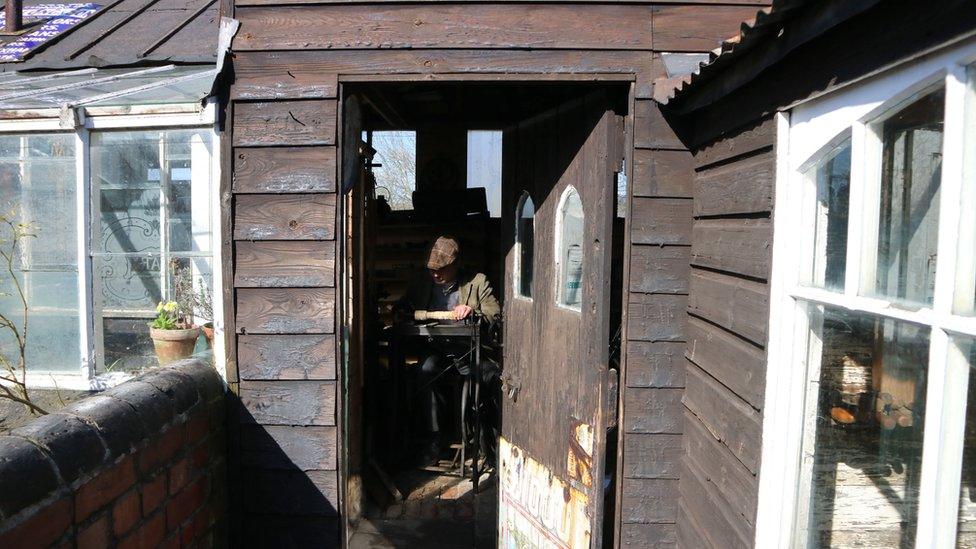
[397,235,500,465]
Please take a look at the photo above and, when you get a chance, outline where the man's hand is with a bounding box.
[452,304,473,321]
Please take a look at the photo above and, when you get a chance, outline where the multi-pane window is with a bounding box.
[0,122,218,386]
[763,41,976,548]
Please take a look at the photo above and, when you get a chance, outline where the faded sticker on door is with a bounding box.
[498,437,590,548]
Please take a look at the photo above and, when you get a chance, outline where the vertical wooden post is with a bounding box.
[5,0,22,33]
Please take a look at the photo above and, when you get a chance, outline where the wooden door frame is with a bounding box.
[335,72,637,548]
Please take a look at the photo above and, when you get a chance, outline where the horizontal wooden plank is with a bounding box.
[683,362,761,473]
[238,334,336,380]
[683,409,758,525]
[694,116,775,169]
[652,5,763,52]
[626,293,687,342]
[623,433,682,479]
[233,71,338,100]
[633,149,693,198]
[629,245,689,294]
[689,268,768,346]
[621,478,678,524]
[236,288,335,334]
[625,341,685,388]
[235,241,336,288]
[623,387,682,434]
[620,523,677,548]
[242,469,339,516]
[635,99,684,150]
[235,0,766,4]
[235,49,659,98]
[234,194,336,241]
[242,425,338,470]
[233,147,337,193]
[695,151,774,217]
[233,100,337,147]
[678,458,752,549]
[686,316,765,409]
[631,198,693,246]
[239,380,337,426]
[691,218,772,280]
[234,4,653,51]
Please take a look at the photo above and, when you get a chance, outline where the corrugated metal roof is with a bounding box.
[0,0,220,70]
[664,0,812,105]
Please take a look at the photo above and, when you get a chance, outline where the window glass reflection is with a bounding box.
[805,137,851,291]
[557,187,584,309]
[516,193,534,299]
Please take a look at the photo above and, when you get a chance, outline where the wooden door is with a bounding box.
[498,92,623,548]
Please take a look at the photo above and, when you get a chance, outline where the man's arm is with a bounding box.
[477,276,501,322]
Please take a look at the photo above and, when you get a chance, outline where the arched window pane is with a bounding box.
[557,187,584,310]
[516,192,534,298]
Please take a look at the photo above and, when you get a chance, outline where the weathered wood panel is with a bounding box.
[691,218,772,280]
[629,245,690,294]
[620,523,678,548]
[234,4,654,51]
[233,71,339,100]
[624,433,682,479]
[624,388,683,434]
[675,501,712,549]
[242,425,338,470]
[651,5,765,52]
[635,99,685,150]
[688,268,768,346]
[678,458,752,549]
[234,194,336,241]
[235,241,336,288]
[242,469,339,516]
[683,363,761,473]
[621,478,679,523]
[683,410,757,525]
[694,151,774,217]
[686,317,765,409]
[233,100,337,147]
[633,149,693,198]
[233,147,337,193]
[626,293,687,342]
[631,198,693,246]
[625,341,685,388]
[236,288,335,334]
[238,334,336,381]
[693,116,775,169]
[239,380,337,426]
[233,49,661,98]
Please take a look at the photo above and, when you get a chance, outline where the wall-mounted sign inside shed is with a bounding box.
[0,4,100,62]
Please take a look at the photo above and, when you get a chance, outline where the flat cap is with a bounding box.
[427,236,459,270]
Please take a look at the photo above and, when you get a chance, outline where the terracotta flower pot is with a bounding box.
[202,323,215,349]
[150,326,201,365]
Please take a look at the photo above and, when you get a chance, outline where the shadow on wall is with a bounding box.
[229,393,341,548]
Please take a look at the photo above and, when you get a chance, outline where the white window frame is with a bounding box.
[0,100,224,391]
[757,37,976,548]
[514,190,534,301]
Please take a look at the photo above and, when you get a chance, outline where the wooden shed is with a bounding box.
[665,0,976,547]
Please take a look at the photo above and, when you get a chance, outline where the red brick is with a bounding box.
[112,489,141,537]
[190,442,210,471]
[118,511,165,549]
[186,410,209,441]
[77,512,110,549]
[0,497,71,548]
[169,456,191,495]
[165,476,207,530]
[138,425,185,474]
[141,472,167,517]
[179,506,212,546]
[75,456,137,522]
[159,532,180,549]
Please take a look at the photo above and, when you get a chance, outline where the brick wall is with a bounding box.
[0,359,227,548]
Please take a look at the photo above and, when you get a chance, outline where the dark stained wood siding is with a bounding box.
[676,116,775,548]
[225,2,763,546]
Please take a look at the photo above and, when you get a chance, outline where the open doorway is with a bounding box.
[340,81,629,548]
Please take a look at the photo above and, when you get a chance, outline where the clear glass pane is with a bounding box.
[798,303,928,547]
[557,187,584,309]
[805,137,851,291]
[369,131,416,211]
[467,130,502,218]
[0,133,79,373]
[954,336,976,547]
[516,193,534,299]
[873,88,945,306]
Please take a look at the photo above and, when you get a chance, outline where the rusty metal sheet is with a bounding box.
[498,437,591,549]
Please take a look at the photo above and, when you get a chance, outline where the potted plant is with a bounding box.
[174,266,214,348]
[149,300,200,365]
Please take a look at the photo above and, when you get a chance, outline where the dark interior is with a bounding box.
[343,82,628,548]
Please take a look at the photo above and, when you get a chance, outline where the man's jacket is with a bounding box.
[401,270,501,322]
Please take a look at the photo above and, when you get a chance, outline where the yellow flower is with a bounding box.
[163,301,178,313]
[156,302,164,313]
